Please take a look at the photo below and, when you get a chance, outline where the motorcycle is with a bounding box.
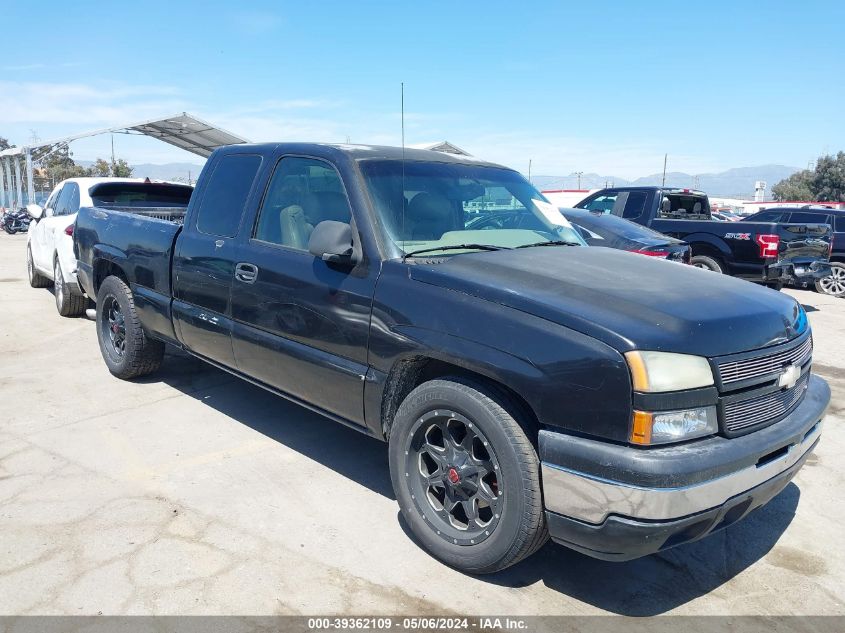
[1,207,32,234]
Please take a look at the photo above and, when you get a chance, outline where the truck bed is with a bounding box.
[75,205,184,302]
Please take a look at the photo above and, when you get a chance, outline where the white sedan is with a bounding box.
[26,177,193,316]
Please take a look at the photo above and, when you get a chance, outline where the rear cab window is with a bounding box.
[658,192,710,219]
[90,183,194,208]
[195,154,263,237]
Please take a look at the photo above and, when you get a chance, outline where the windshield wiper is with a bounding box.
[403,244,511,259]
[516,240,582,249]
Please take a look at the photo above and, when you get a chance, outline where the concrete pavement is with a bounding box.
[1,231,843,616]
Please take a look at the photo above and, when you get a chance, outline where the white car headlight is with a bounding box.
[625,351,714,393]
[631,406,718,445]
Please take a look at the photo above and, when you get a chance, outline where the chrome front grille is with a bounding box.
[717,336,812,385]
[723,373,809,433]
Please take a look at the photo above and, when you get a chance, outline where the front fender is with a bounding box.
[366,265,633,442]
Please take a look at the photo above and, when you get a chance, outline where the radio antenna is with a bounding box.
[401,82,406,251]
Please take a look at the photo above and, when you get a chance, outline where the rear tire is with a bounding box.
[815,262,845,298]
[27,245,51,288]
[690,254,724,273]
[54,259,86,317]
[96,275,164,379]
[388,377,547,574]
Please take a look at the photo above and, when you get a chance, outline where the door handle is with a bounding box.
[235,262,258,284]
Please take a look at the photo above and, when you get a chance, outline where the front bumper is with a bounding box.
[540,374,830,561]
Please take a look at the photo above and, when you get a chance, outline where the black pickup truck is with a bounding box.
[575,186,831,287]
[75,144,829,572]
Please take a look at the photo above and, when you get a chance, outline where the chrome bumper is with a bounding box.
[542,419,821,524]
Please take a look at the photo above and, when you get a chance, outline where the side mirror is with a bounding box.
[308,221,358,265]
[26,204,44,220]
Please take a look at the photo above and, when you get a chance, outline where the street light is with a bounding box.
[574,171,584,189]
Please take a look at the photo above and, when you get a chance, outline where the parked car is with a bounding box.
[711,210,742,222]
[575,186,831,288]
[560,208,690,262]
[26,177,194,316]
[75,143,829,572]
[746,206,845,297]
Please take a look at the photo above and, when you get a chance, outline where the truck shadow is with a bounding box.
[475,483,800,615]
[147,347,799,616]
[142,347,396,499]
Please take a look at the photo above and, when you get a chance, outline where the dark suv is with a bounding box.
[746,206,844,297]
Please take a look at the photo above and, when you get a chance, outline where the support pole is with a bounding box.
[14,156,24,210]
[3,159,14,210]
[0,159,6,209]
[25,147,35,206]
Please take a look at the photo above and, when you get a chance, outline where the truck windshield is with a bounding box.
[359,160,585,256]
[89,183,194,208]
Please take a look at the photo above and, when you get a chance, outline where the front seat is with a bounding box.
[406,193,454,241]
[693,202,703,215]
[304,191,351,225]
[279,205,313,250]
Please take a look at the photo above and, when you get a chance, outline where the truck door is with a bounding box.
[172,153,263,368]
[229,154,377,426]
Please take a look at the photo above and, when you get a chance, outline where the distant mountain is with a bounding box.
[76,160,205,183]
[533,164,801,198]
[129,162,205,182]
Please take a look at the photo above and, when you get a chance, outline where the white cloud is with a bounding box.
[0,80,185,128]
[0,79,729,177]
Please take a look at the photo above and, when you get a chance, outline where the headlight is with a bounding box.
[631,406,718,445]
[625,351,714,392]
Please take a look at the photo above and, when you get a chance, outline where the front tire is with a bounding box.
[27,245,50,288]
[815,262,845,298]
[96,275,164,379]
[389,378,547,574]
[690,254,724,273]
[54,259,86,317]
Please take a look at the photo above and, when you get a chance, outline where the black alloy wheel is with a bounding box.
[405,409,503,545]
[102,295,127,359]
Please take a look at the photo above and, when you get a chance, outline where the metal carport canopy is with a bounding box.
[0,112,249,209]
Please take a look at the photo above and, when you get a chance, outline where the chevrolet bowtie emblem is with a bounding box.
[778,364,802,390]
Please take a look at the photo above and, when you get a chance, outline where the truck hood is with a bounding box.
[409,246,807,357]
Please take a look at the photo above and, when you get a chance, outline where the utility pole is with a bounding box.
[575,171,584,190]
[528,159,532,183]
[111,134,116,176]
[662,153,668,187]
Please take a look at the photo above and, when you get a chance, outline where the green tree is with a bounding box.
[772,170,814,201]
[36,144,88,182]
[811,151,845,202]
[88,158,112,177]
[112,158,133,177]
[0,136,13,151]
[772,152,845,202]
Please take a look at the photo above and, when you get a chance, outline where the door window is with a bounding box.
[253,157,351,251]
[53,184,73,216]
[835,216,845,232]
[621,191,647,219]
[44,186,61,213]
[62,183,80,215]
[788,212,829,225]
[195,154,262,237]
[751,211,787,222]
[581,193,618,213]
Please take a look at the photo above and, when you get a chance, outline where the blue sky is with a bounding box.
[1,0,843,178]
